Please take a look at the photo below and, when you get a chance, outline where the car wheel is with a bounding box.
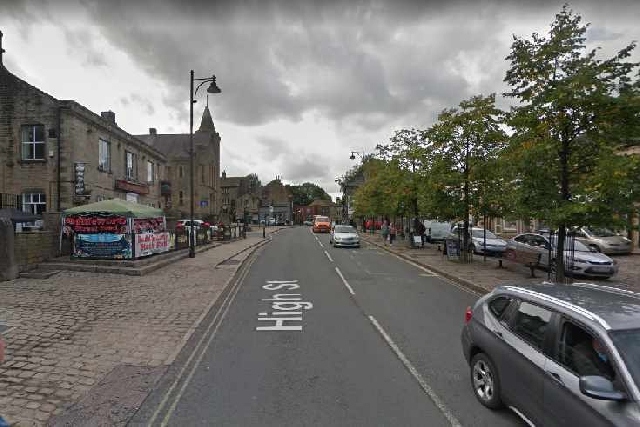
[470,353,503,409]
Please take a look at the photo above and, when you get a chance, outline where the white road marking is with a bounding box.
[149,251,252,426]
[368,316,462,427]
[372,243,481,296]
[335,267,355,295]
[509,406,535,426]
[324,250,333,262]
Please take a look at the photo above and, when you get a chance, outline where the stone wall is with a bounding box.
[13,231,57,272]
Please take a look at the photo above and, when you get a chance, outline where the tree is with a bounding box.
[503,5,639,280]
[425,94,507,261]
[288,182,332,206]
[376,128,429,218]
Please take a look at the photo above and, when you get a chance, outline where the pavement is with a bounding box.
[0,226,281,426]
[358,231,640,294]
[0,225,638,425]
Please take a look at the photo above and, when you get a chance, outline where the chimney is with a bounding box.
[100,111,116,124]
[149,128,157,135]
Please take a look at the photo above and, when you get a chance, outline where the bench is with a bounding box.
[499,248,542,278]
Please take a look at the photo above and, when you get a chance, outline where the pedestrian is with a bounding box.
[415,219,426,248]
[389,223,397,246]
[381,220,390,245]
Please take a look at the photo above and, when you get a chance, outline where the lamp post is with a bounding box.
[189,70,221,258]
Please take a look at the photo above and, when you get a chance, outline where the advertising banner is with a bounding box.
[135,232,170,257]
[74,233,132,259]
[65,214,128,234]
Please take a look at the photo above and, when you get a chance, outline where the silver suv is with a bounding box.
[461,282,640,426]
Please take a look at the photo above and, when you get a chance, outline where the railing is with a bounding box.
[0,193,21,209]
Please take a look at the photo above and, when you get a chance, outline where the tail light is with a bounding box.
[464,306,473,324]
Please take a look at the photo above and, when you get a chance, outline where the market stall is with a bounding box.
[63,199,168,259]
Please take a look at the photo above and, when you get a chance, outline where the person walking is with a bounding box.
[415,219,426,248]
[380,220,390,245]
[389,223,397,246]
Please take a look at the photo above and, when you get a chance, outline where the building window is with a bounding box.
[126,151,137,180]
[179,166,184,178]
[179,191,184,206]
[22,192,46,214]
[147,161,154,183]
[21,125,46,160]
[98,139,110,171]
[201,165,205,184]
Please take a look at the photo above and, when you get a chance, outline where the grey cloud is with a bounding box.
[282,157,328,182]
[62,27,108,67]
[256,136,288,161]
[588,27,624,42]
[119,93,154,115]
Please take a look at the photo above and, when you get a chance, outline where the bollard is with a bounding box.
[263,225,266,238]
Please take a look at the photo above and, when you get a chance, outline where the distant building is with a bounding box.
[136,106,221,221]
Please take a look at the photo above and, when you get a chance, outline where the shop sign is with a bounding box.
[65,214,128,234]
[74,162,86,195]
[115,179,149,195]
[135,232,169,257]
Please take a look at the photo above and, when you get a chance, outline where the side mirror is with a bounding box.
[589,247,598,253]
[579,376,626,401]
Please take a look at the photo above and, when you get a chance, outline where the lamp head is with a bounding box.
[207,76,222,94]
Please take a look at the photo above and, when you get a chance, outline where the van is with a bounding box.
[423,220,452,243]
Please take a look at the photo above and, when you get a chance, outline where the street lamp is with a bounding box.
[189,70,221,258]
[349,151,366,161]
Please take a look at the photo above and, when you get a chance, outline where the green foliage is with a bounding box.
[424,94,507,225]
[288,182,332,206]
[503,4,639,278]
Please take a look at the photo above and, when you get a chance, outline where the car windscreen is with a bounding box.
[315,217,329,223]
[609,328,640,388]
[334,226,355,233]
[471,229,498,239]
[585,227,616,237]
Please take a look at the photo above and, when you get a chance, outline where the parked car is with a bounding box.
[176,219,210,232]
[329,225,360,248]
[571,227,632,254]
[303,220,314,226]
[506,233,618,279]
[461,282,640,426]
[449,226,507,256]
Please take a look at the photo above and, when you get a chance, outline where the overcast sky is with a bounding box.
[1,0,638,200]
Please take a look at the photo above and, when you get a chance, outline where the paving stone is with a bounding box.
[25,401,41,409]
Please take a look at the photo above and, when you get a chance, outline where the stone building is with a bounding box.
[258,178,293,224]
[0,35,167,213]
[136,106,221,221]
[220,171,262,223]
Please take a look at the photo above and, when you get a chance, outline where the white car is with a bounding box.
[450,226,507,256]
[329,225,360,248]
[507,233,618,279]
[176,219,216,233]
